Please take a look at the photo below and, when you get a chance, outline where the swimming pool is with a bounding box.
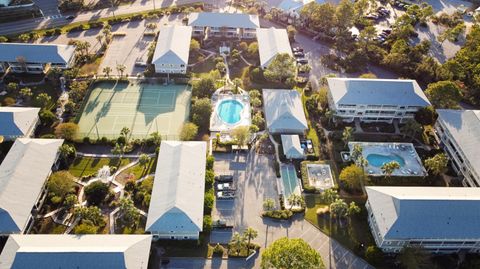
[280,164,300,198]
[217,99,244,125]
[367,153,406,167]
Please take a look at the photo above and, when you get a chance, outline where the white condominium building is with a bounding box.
[366,186,480,254]
[435,109,480,187]
[326,78,431,123]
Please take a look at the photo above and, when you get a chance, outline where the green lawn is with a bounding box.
[69,157,131,177]
[116,156,157,184]
[304,195,375,258]
[190,55,216,74]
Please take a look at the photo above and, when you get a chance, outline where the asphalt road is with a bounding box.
[0,0,217,35]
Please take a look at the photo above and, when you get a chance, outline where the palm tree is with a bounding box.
[138,154,150,174]
[146,22,157,32]
[381,161,401,178]
[401,119,423,141]
[116,64,126,77]
[59,144,76,161]
[329,198,349,223]
[342,126,354,147]
[243,227,258,253]
[325,109,334,125]
[96,35,103,45]
[103,66,112,78]
[229,232,246,256]
[263,198,275,211]
[424,153,448,176]
[321,189,339,204]
[150,132,162,147]
[287,193,304,210]
[350,144,368,193]
[111,143,125,166]
[120,127,130,138]
[19,87,32,100]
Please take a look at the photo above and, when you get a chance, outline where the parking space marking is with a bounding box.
[317,239,328,251]
[306,232,321,245]
[299,226,312,238]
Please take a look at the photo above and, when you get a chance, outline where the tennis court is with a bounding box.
[77,81,191,140]
[280,164,301,199]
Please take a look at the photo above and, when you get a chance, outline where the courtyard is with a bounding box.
[77,80,191,140]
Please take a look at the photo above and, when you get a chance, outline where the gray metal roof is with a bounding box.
[0,107,40,139]
[152,26,192,66]
[262,89,308,133]
[0,43,76,64]
[366,186,480,240]
[0,234,152,269]
[437,109,480,178]
[188,12,260,29]
[146,141,207,234]
[0,138,63,233]
[327,78,431,107]
[256,28,292,68]
[281,135,304,159]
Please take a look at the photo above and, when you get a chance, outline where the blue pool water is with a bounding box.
[367,153,406,167]
[217,99,243,124]
[280,164,299,197]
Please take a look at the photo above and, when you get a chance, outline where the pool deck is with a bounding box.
[210,92,251,132]
[348,142,427,177]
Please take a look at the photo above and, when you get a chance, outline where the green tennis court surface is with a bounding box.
[77,81,191,140]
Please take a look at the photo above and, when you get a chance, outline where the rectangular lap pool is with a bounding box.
[280,164,301,200]
[348,142,427,177]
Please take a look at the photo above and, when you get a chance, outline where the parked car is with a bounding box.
[296,58,308,65]
[215,175,234,182]
[293,51,305,58]
[217,191,235,199]
[134,61,147,67]
[216,182,235,191]
[65,15,75,20]
[292,47,304,53]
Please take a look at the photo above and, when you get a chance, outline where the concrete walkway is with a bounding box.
[76,152,157,158]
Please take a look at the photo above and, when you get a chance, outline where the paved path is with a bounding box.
[76,152,157,158]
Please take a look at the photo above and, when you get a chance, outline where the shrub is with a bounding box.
[204,191,214,214]
[203,215,212,232]
[2,97,15,106]
[84,181,109,206]
[206,155,215,170]
[262,210,293,220]
[213,243,224,255]
[205,170,215,187]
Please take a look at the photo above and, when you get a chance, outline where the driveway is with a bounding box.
[33,0,61,18]
[178,150,374,269]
